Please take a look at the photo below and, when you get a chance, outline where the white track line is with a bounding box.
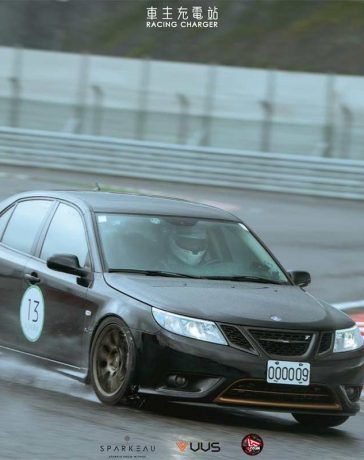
[332,300,364,310]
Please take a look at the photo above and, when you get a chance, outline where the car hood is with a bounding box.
[104,274,353,330]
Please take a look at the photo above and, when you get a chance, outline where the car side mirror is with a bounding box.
[288,270,311,287]
[47,254,89,278]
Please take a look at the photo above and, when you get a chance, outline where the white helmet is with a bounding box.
[169,225,207,266]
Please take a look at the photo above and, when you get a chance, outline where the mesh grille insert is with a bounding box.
[318,332,333,354]
[248,329,312,356]
[220,324,255,353]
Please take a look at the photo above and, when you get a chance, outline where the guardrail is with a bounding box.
[1,127,364,200]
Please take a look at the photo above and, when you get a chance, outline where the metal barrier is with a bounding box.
[1,127,364,200]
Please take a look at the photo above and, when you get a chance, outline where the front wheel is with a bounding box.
[292,413,350,429]
[90,317,136,405]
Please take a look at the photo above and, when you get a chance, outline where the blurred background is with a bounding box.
[1,0,364,202]
[1,0,364,158]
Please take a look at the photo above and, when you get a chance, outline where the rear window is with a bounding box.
[0,206,14,240]
[2,200,52,254]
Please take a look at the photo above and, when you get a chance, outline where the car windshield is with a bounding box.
[96,214,289,283]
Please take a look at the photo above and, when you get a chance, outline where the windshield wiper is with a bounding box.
[108,270,287,283]
[108,269,202,278]
[202,275,287,285]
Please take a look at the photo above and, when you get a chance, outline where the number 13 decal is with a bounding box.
[20,286,45,342]
[28,299,39,323]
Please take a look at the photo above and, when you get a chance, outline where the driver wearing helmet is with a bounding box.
[165,224,208,270]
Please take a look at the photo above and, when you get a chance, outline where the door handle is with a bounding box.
[24,273,41,284]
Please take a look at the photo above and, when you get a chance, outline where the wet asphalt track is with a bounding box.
[0,165,363,460]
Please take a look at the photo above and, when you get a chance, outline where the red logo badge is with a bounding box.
[242,433,264,456]
[176,441,188,452]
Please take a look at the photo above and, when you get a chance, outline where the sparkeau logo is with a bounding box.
[100,435,156,459]
[146,5,219,29]
[241,433,264,456]
[176,440,221,453]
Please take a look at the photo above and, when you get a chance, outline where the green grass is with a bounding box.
[18,0,364,75]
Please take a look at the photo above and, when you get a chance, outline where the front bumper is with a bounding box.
[134,328,364,416]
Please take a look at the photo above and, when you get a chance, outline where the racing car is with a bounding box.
[0,190,363,428]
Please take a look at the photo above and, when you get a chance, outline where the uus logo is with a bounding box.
[176,440,221,453]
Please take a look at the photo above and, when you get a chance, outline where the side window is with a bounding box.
[0,206,14,240]
[2,200,52,254]
[40,203,89,267]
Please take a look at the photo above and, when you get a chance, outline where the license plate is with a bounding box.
[266,360,310,386]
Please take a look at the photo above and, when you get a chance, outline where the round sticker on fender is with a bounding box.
[20,286,45,342]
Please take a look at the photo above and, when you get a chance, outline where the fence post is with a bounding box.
[201,64,217,146]
[91,85,103,136]
[135,58,150,141]
[260,69,276,152]
[9,46,23,128]
[322,74,335,158]
[74,53,89,134]
[176,93,189,144]
[340,104,353,159]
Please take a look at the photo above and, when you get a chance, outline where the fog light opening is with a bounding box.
[344,385,361,402]
[166,374,188,389]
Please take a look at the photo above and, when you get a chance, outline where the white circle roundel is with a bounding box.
[20,286,45,342]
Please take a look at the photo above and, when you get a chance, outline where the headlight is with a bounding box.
[333,325,363,353]
[152,307,227,345]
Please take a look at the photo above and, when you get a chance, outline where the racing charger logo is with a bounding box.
[146,5,219,28]
[176,440,221,453]
[241,433,264,456]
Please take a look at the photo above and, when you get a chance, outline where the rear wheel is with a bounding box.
[292,413,349,428]
[90,317,136,405]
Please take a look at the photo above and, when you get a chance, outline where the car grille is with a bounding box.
[219,324,256,353]
[215,379,341,410]
[248,329,313,357]
[318,332,333,354]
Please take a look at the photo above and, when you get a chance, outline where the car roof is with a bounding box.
[8,190,239,221]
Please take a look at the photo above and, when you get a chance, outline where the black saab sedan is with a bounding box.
[0,191,363,428]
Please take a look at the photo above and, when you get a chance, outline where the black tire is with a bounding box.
[90,317,136,405]
[292,413,350,429]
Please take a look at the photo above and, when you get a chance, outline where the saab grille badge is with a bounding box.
[271,315,282,321]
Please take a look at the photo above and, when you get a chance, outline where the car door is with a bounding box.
[0,199,54,348]
[22,202,91,367]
